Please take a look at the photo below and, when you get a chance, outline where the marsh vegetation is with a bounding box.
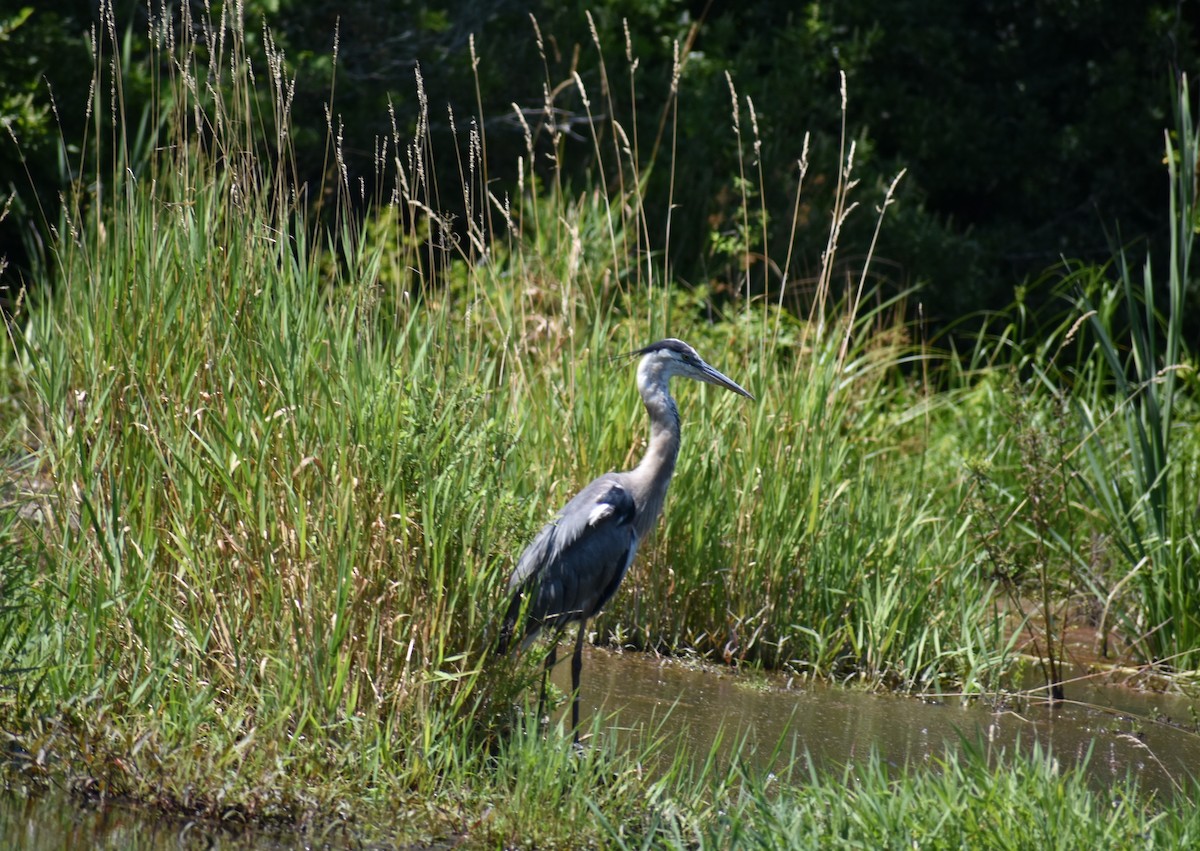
[1,3,1198,846]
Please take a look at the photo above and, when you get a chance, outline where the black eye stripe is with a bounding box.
[636,338,695,358]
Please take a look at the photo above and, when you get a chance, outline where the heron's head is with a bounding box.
[634,338,754,400]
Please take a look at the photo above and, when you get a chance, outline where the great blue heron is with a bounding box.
[496,338,754,740]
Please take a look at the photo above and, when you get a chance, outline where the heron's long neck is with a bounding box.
[630,378,681,540]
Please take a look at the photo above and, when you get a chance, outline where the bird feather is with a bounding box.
[501,475,638,650]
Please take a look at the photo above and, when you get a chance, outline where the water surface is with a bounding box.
[562,647,1200,799]
[4,647,1197,847]
[0,786,323,850]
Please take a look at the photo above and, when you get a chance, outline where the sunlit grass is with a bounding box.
[678,740,1200,850]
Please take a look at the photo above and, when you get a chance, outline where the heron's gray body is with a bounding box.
[505,372,682,646]
[497,339,751,739]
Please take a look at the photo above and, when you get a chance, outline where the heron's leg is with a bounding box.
[570,622,586,742]
[536,641,557,725]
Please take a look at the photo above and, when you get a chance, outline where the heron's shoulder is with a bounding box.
[549,474,635,536]
[509,475,635,590]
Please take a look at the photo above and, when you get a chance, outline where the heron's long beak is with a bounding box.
[699,362,755,400]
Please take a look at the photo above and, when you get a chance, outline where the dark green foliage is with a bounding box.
[0,3,90,308]
[0,1,156,314]
[3,1,1195,336]
[835,0,1196,322]
[233,0,1196,328]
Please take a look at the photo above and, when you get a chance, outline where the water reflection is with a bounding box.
[0,786,344,850]
[563,647,1200,799]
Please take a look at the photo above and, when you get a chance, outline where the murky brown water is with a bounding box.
[0,787,321,850]
[558,647,1200,800]
[4,648,1198,846]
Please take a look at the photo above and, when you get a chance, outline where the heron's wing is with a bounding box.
[502,475,639,646]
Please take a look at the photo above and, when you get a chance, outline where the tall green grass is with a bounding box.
[0,2,1196,844]
[954,77,1200,678]
[1066,75,1200,670]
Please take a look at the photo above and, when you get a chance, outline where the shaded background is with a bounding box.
[2,1,1196,335]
